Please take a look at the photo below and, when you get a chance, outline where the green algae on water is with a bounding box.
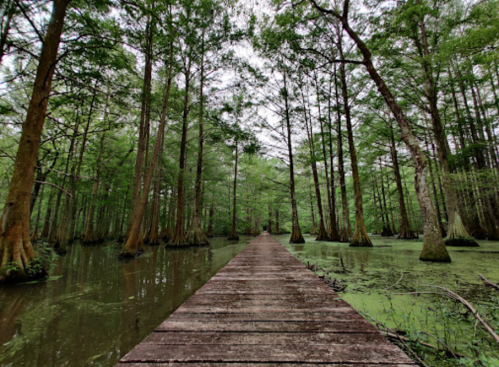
[278,234,499,367]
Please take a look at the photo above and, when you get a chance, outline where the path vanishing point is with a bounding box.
[116,232,415,366]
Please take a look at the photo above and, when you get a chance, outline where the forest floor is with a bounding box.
[278,234,499,367]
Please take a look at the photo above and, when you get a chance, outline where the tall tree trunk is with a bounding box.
[57,89,95,253]
[333,65,351,242]
[322,74,340,241]
[168,59,191,247]
[389,131,414,239]
[302,86,329,241]
[228,145,239,241]
[189,40,209,246]
[121,54,173,257]
[148,131,164,246]
[83,131,106,244]
[426,137,446,237]
[207,201,214,238]
[283,69,304,244]
[0,0,71,283]
[126,18,154,241]
[379,157,393,237]
[337,36,372,247]
[415,19,478,247]
[0,0,14,65]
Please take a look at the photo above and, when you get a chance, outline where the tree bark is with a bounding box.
[189,40,209,246]
[126,17,154,241]
[302,85,329,241]
[333,64,351,242]
[83,132,106,244]
[283,69,304,244]
[0,0,71,284]
[337,35,372,247]
[168,59,191,247]
[228,145,240,241]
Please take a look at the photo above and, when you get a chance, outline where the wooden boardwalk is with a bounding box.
[117,233,415,366]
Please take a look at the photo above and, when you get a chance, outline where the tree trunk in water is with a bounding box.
[390,131,415,239]
[189,44,209,246]
[148,131,164,246]
[207,202,214,238]
[126,18,154,241]
[337,38,372,247]
[83,132,106,244]
[159,190,169,240]
[168,60,191,247]
[302,88,329,241]
[307,2,449,261]
[0,0,70,284]
[165,189,176,240]
[425,136,446,237]
[122,55,173,256]
[333,65,351,242]
[415,20,478,247]
[228,145,239,241]
[283,69,304,244]
[323,75,340,241]
[379,157,393,237]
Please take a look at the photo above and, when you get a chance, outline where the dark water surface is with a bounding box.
[0,238,248,367]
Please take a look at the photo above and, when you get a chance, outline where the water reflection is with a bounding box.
[0,237,247,367]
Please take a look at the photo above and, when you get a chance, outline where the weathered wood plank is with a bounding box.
[156,320,377,333]
[120,344,414,364]
[116,233,415,366]
[142,331,385,345]
[163,312,363,322]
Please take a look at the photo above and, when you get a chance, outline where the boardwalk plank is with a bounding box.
[117,233,415,366]
[142,331,386,345]
[120,344,414,364]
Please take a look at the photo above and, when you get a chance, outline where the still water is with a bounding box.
[0,238,248,367]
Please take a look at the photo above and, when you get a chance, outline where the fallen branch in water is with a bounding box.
[384,271,404,291]
[479,274,499,292]
[412,286,499,344]
[361,313,469,361]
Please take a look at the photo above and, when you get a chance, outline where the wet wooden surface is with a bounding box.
[116,233,415,366]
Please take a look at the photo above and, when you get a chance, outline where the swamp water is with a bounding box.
[0,238,248,367]
[278,234,499,367]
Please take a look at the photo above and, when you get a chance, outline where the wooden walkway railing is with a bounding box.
[116,233,415,366]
